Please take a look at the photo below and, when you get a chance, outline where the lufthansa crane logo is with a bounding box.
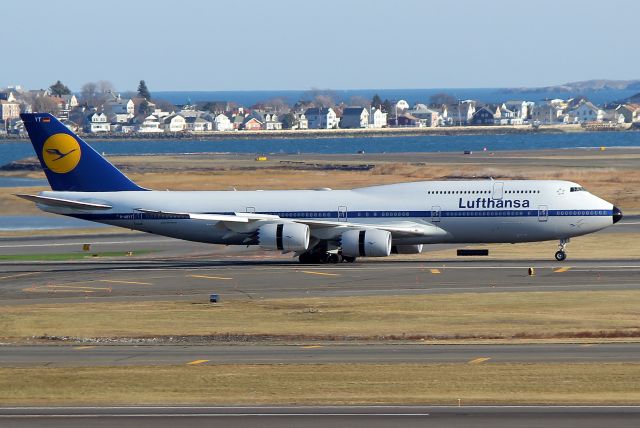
[42,133,81,174]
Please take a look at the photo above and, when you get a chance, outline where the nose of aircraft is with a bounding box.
[613,206,623,224]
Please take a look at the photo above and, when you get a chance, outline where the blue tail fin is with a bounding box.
[20,113,145,192]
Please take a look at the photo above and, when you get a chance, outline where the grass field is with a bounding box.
[3,290,640,342]
[2,363,639,405]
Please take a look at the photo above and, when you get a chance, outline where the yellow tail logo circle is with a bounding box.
[42,133,81,174]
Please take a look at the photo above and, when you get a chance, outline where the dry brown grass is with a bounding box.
[3,291,640,342]
[1,363,639,405]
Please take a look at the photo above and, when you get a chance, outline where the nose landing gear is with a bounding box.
[555,238,569,261]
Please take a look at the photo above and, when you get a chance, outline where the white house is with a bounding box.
[163,114,186,132]
[138,115,163,133]
[264,113,283,130]
[396,100,410,111]
[85,112,110,133]
[568,101,604,123]
[368,107,387,128]
[185,116,212,132]
[442,101,476,125]
[214,114,234,131]
[104,95,134,117]
[340,107,369,128]
[305,107,339,129]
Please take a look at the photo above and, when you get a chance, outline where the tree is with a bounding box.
[381,99,394,114]
[137,80,151,100]
[371,94,383,108]
[429,92,457,107]
[49,80,71,97]
[349,96,370,108]
[80,82,99,106]
[138,99,149,115]
[32,96,60,114]
[281,112,296,129]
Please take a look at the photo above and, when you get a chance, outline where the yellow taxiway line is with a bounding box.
[98,279,152,285]
[300,271,341,277]
[468,357,491,365]
[186,359,209,365]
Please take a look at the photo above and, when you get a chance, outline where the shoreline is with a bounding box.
[2,123,637,143]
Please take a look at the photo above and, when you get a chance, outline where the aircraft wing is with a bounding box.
[293,219,436,237]
[134,209,280,223]
[15,194,112,210]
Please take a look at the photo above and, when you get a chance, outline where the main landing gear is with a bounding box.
[298,252,356,264]
[555,238,569,262]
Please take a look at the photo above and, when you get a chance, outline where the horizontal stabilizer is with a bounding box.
[15,194,112,210]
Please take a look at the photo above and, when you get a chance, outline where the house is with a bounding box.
[531,102,565,124]
[214,113,234,131]
[395,100,410,111]
[503,100,530,119]
[396,113,420,127]
[368,107,387,128]
[0,100,21,121]
[138,115,163,133]
[243,117,263,131]
[163,114,186,132]
[567,101,603,123]
[407,104,439,127]
[615,104,640,123]
[340,107,369,128]
[493,103,524,125]
[231,114,245,130]
[85,112,110,133]
[263,113,282,130]
[0,91,17,102]
[305,107,339,129]
[470,106,495,125]
[185,116,212,132]
[442,101,476,125]
[104,95,135,117]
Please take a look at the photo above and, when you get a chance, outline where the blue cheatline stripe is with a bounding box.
[67,209,613,222]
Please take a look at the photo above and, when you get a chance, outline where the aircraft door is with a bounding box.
[492,182,504,200]
[338,206,348,222]
[538,205,548,222]
[431,205,441,222]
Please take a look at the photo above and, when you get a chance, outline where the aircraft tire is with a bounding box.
[554,250,567,262]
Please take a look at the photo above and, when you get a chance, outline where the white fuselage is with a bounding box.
[36,179,615,246]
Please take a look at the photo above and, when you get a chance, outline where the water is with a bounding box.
[2,131,640,168]
[0,177,48,187]
[155,87,639,107]
[0,216,107,231]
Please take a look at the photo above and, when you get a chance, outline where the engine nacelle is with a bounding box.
[258,223,310,252]
[341,229,392,258]
[391,244,424,254]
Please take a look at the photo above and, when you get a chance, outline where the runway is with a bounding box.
[1,343,639,367]
[1,406,639,428]
[0,239,638,304]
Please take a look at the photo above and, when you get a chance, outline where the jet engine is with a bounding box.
[391,244,424,254]
[258,223,310,252]
[341,229,392,257]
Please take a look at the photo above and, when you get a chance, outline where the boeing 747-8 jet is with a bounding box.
[17,113,622,263]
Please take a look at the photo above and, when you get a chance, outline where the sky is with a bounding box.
[2,0,639,92]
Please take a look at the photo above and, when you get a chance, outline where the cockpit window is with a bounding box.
[570,186,585,192]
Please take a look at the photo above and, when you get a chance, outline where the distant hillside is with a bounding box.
[504,79,640,93]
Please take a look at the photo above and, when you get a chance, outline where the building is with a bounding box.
[163,114,186,132]
[0,100,21,121]
[442,101,476,125]
[104,95,135,117]
[615,104,640,123]
[185,116,212,132]
[368,107,387,128]
[407,104,440,127]
[340,107,369,128]
[305,107,339,129]
[531,102,565,124]
[138,115,163,133]
[567,101,603,123]
[263,113,282,130]
[470,106,495,125]
[214,113,234,131]
[85,112,110,133]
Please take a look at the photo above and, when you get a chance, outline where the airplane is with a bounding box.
[17,113,622,263]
